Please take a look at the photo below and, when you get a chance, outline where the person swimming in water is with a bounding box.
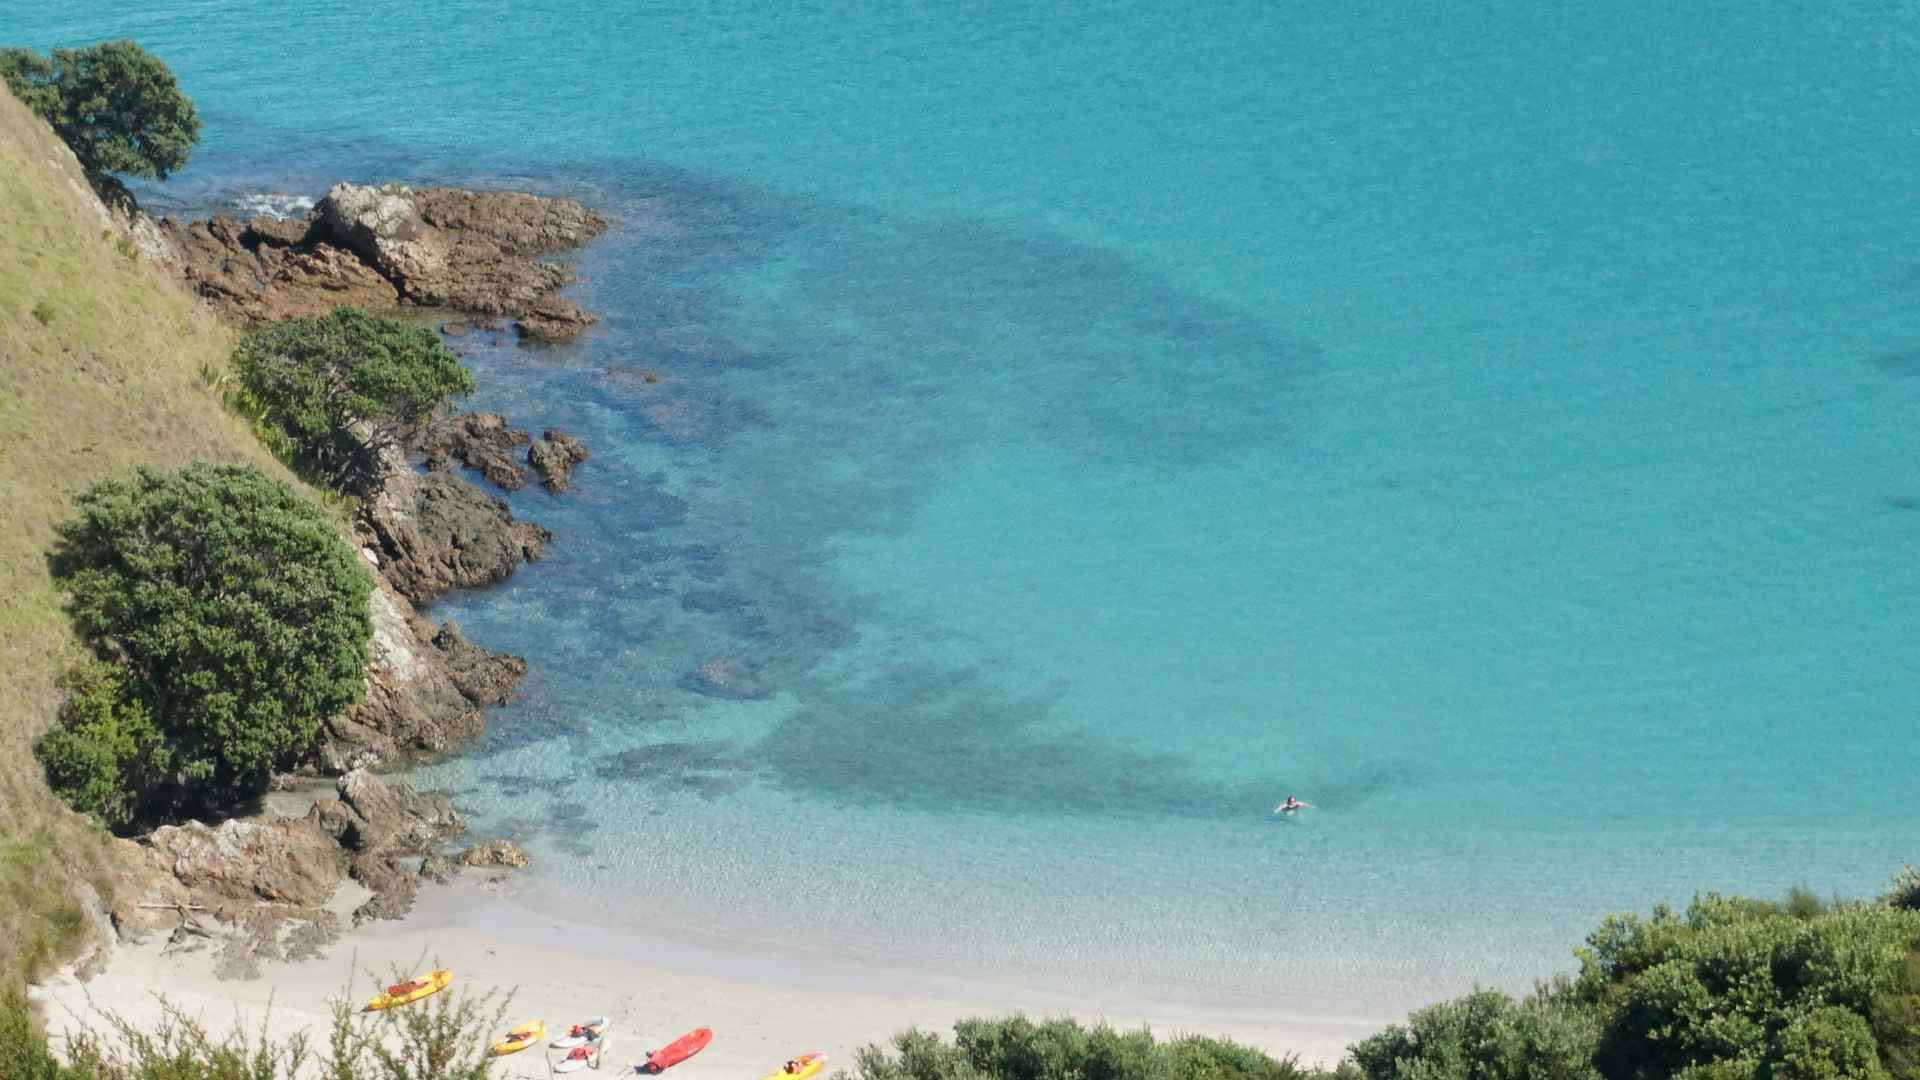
[1274,796,1314,814]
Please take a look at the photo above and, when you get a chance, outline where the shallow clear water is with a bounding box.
[11,0,1920,1017]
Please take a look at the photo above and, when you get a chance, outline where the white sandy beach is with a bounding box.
[33,875,1388,1076]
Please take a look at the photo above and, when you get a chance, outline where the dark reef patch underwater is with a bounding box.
[405,159,1324,823]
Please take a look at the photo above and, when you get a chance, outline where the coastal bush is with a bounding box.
[231,308,475,493]
[35,660,168,829]
[0,40,201,181]
[45,463,372,820]
[1347,987,1602,1080]
[1350,890,1920,1080]
[0,972,507,1079]
[849,1015,1321,1080]
[1885,869,1920,913]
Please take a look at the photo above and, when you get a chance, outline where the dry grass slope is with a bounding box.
[0,84,305,985]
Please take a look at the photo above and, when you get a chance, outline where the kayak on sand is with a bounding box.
[364,970,452,1011]
[553,1017,611,1049]
[490,1020,546,1056]
[638,1027,713,1073]
[760,1052,829,1080]
[556,1033,608,1074]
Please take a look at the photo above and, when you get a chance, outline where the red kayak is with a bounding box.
[643,1028,713,1073]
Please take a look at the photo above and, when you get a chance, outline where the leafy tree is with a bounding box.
[231,308,475,493]
[0,40,200,180]
[47,464,371,818]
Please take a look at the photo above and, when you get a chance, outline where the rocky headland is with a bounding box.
[153,181,606,341]
[100,179,609,961]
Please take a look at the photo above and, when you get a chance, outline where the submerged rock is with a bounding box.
[682,655,776,701]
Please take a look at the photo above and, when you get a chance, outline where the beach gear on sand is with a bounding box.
[556,1033,608,1073]
[490,1020,546,1056]
[760,1052,828,1080]
[641,1027,713,1073]
[553,1017,611,1049]
[364,969,452,1011]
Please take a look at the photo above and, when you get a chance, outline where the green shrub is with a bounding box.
[231,308,474,493]
[1885,869,1920,914]
[30,300,53,325]
[1349,987,1601,1080]
[1769,1007,1888,1080]
[849,1016,1316,1080]
[0,40,201,181]
[47,463,371,818]
[35,660,168,829]
[0,969,508,1079]
[1356,889,1920,1080]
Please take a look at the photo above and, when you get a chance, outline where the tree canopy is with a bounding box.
[1351,889,1920,1080]
[232,308,475,493]
[44,464,371,823]
[0,40,200,180]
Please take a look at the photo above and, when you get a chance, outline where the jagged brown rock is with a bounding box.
[158,214,399,325]
[312,575,522,773]
[418,853,460,884]
[514,294,597,343]
[135,815,345,911]
[456,839,531,869]
[152,181,605,339]
[335,768,464,855]
[433,620,527,706]
[111,770,469,938]
[528,428,590,492]
[414,411,532,491]
[359,462,550,606]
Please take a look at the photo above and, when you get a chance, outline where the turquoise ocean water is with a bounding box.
[10,1,1920,1015]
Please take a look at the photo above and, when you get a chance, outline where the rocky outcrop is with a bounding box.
[528,428,590,492]
[456,839,531,869]
[312,572,525,774]
[359,460,550,606]
[137,815,345,911]
[308,182,605,340]
[414,411,532,491]
[154,182,605,339]
[515,295,597,343]
[157,215,399,326]
[111,770,472,936]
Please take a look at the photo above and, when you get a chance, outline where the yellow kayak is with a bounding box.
[491,1020,547,1056]
[364,970,452,1011]
[761,1052,828,1080]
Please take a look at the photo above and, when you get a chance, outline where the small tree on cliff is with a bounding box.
[232,307,476,494]
[45,464,372,821]
[0,40,201,182]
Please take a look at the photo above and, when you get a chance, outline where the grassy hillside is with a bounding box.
[0,83,303,985]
